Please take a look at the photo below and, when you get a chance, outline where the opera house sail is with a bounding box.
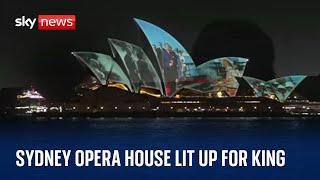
[243,75,306,102]
[243,76,277,99]
[269,76,306,102]
[108,38,164,95]
[134,18,198,97]
[186,57,249,96]
[72,52,133,92]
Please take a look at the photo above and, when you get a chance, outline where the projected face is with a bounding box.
[108,39,163,95]
[134,18,198,97]
[72,52,133,92]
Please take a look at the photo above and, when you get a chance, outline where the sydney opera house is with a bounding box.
[72,19,305,101]
[1,18,319,117]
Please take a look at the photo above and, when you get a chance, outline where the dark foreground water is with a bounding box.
[1,117,320,179]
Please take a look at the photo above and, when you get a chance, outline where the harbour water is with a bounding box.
[1,117,320,179]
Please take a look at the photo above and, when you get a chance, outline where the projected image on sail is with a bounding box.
[72,52,133,92]
[269,75,306,102]
[243,76,277,99]
[134,18,198,97]
[108,38,163,95]
[187,57,248,96]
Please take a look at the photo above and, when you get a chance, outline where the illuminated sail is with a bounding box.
[108,38,164,95]
[72,52,133,92]
[269,75,306,102]
[187,57,248,96]
[134,18,198,97]
[243,76,276,99]
[243,75,306,102]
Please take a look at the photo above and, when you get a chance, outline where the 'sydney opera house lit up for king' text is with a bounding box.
[3,18,320,117]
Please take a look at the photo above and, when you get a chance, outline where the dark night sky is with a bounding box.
[1,0,320,99]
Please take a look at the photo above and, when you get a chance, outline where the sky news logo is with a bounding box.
[15,15,76,30]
